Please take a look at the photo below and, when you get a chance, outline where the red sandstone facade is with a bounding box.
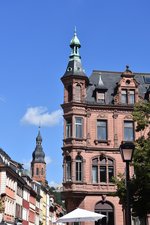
[61,31,150,225]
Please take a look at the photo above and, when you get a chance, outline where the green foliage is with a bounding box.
[49,186,65,207]
[114,100,150,217]
[112,174,126,206]
[131,137,150,217]
[133,101,150,131]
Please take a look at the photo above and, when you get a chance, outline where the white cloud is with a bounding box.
[48,181,62,188]
[21,107,63,127]
[22,155,52,170]
[22,159,31,170]
[0,96,6,103]
[45,156,52,165]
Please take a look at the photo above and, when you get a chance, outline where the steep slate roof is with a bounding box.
[86,70,150,104]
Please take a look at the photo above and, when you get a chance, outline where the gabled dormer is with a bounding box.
[114,66,139,105]
[94,75,107,103]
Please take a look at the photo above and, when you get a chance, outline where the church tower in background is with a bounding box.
[31,128,46,184]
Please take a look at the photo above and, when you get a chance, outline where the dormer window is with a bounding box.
[121,89,135,104]
[95,75,107,104]
[121,90,127,103]
[129,90,135,104]
[97,92,105,103]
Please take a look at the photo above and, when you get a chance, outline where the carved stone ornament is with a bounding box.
[102,195,107,202]
[97,113,106,119]
[77,151,81,155]
[124,114,133,119]
[86,109,91,117]
[114,93,119,104]
[113,110,118,119]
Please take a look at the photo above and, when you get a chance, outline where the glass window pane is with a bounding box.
[129,90,135,104]
[121,90,127,103]
[92,166,98,183]
[100,166,106,182]
[66,157,71,181]
[124,121,134,141]
[75,117,83,138]
[108,166,114,182]
[97,120,107,140]
[66,119,72,138]
[76,156,82,181]
[97,92,105,103]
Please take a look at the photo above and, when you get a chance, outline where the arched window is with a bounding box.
[95,201,114,225]
[67,85,72,102]
[75,84,81,102]
[41,168,44,175]
[36,167,39,175]
[66,156,71,181]
[92,156,114,183]
[75,155,83,182]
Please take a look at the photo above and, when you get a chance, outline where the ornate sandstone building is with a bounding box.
[61,30,150,225]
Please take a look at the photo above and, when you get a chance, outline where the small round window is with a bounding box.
[67,67,72,71]
[126,79,130,85]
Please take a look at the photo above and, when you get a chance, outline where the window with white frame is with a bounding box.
[75,117,83,138]
[129,90,135,104]
[121,89,135,104]
[66,156,71,181]
[124,121,134,141]
[97,120,107,141]
[75,155,83,182]
[66,118,72,138]
[121,90,127,104]
[97,92,105,103]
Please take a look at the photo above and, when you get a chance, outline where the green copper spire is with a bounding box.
[69,27,81,61]
[62,29,86,77]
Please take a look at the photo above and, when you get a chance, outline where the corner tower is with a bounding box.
[61,30,89,211]
[31,128,46,184]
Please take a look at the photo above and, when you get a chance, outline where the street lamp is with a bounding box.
[120,141,135,225]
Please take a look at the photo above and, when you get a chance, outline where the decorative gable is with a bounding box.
[114,66,139,105]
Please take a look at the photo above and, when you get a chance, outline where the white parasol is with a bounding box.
[56,208,106,223]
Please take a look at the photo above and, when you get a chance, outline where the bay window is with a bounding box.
[75,117,83,138]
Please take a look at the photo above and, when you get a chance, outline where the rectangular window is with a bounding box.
[108,166,114,182]
[97,92,105,103]
[100,166,106,182]
[76,161,82,181]
[66,118,72,138]
[124,121,134,141]
[75,117,83,138]
[66,161,71,181]
[92,166,98,183]
[121,90,127,103]
[129,90,135,104]
[97,120,107,140]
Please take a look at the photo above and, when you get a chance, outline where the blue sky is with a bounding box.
[0,0,150,186]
